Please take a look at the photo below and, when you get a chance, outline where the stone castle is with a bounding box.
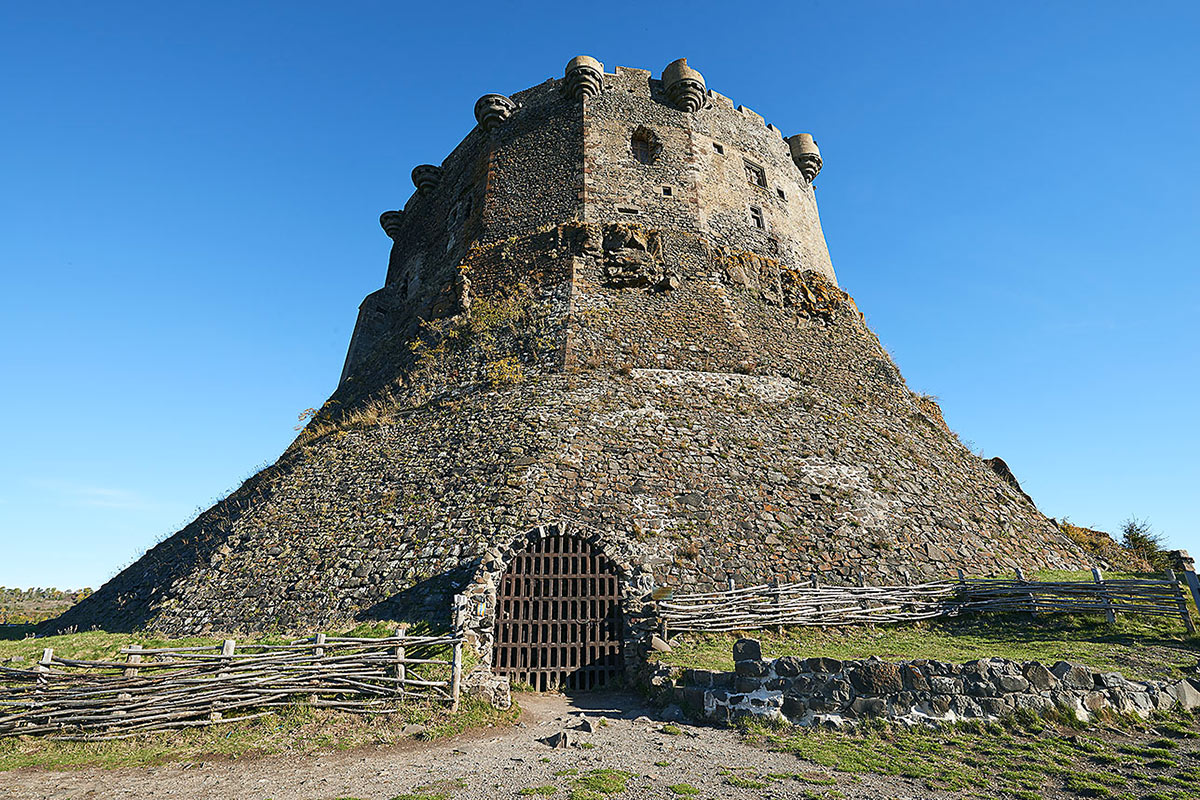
[56,57,1086,682]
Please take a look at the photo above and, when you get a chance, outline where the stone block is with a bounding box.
[804,657,842,674]
[848,662,903,695]
[995,674,1030,693]
[1051,661,1095,690]
[1170,678,1200,711]
[782,694,808,718]
[735,659,768,678]
[733,638,762,662]
[1021,662,1058,691]
[774,655,804,677]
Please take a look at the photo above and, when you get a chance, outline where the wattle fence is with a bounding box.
[0,630,462,740]
[657,568,1199,635]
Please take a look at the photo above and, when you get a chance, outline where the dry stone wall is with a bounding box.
[668,638,1200,727]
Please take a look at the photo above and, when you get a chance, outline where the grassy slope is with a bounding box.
[741,709,1200,800]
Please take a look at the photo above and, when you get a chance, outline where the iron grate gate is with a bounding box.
[492,535,624,691]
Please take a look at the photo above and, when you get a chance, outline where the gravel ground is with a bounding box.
[0,693,946,800]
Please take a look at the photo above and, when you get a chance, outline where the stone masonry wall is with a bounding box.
[669,638,1200,728]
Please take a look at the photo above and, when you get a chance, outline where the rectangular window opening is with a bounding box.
[776,188,786,201]
[749,205,765,229]
[661,186,673,196]
[713,142,725,155]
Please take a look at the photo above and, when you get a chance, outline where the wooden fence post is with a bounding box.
[1165,569,1196,634]
[393,625,408,700]
[1175,552,1200,624]
[1015,568,1037,619]
[123,644,143,678]
[770,579,783,634]
[1092,568,1116,624]
[211,639,235,721]
[310,633,326,705]
[35,648,53,696]
[450,640,463,712]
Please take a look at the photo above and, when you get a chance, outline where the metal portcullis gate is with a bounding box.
[492,535,624,691]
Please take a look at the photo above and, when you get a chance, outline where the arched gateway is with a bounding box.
[491,534,624,691]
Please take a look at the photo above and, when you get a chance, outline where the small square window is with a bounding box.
[749,205,765,229]
[713,142,725,155]
[776,188,786,201]
[661,186,673,196]
[744,160,767,188]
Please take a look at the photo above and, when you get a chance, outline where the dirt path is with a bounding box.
[1,693,940,800]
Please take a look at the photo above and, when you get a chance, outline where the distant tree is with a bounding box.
[1121,516,1168,570]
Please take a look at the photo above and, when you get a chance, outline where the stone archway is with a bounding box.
[492,533,623,691]
[453,521,654,689]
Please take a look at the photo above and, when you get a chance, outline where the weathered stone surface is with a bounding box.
[1022,661,1058,691]
[1171,679,1200,711]
[732,638,762,662]
[735,659,768,678]
[461,667,512,710]
[774,656,804,677]
[849,662,903,695]
[1052,661,1096,690]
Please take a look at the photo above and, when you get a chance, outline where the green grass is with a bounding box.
[666,784,699,795]
[517,786,558,796]
[0,696,517,772]
[656,610,1199,681]
[740,708,1200,799]
[573,769,631,795]
[0,619,454,664]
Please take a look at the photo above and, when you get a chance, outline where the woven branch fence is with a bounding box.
[0,630,463,740]
[658,568,1198,635]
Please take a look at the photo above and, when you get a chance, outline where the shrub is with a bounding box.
[1121,517,1168,570]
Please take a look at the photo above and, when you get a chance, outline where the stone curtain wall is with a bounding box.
[670,639,1200,728]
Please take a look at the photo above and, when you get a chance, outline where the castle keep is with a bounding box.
[58,58,1086,688]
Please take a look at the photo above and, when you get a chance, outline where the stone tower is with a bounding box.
[56,58,1085,685]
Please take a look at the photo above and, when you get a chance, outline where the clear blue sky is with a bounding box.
[1,2,1197,589]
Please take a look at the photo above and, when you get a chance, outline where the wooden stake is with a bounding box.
[1092,568,1116,624]
[394,625,408,699]
[1166,569,1196,634]
[450,641,463,712]
[124,644,143,678]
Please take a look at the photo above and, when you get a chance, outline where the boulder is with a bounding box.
[1171,679,1200,711]
[1051,661,1095,690]
[1021,661,1058,691]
